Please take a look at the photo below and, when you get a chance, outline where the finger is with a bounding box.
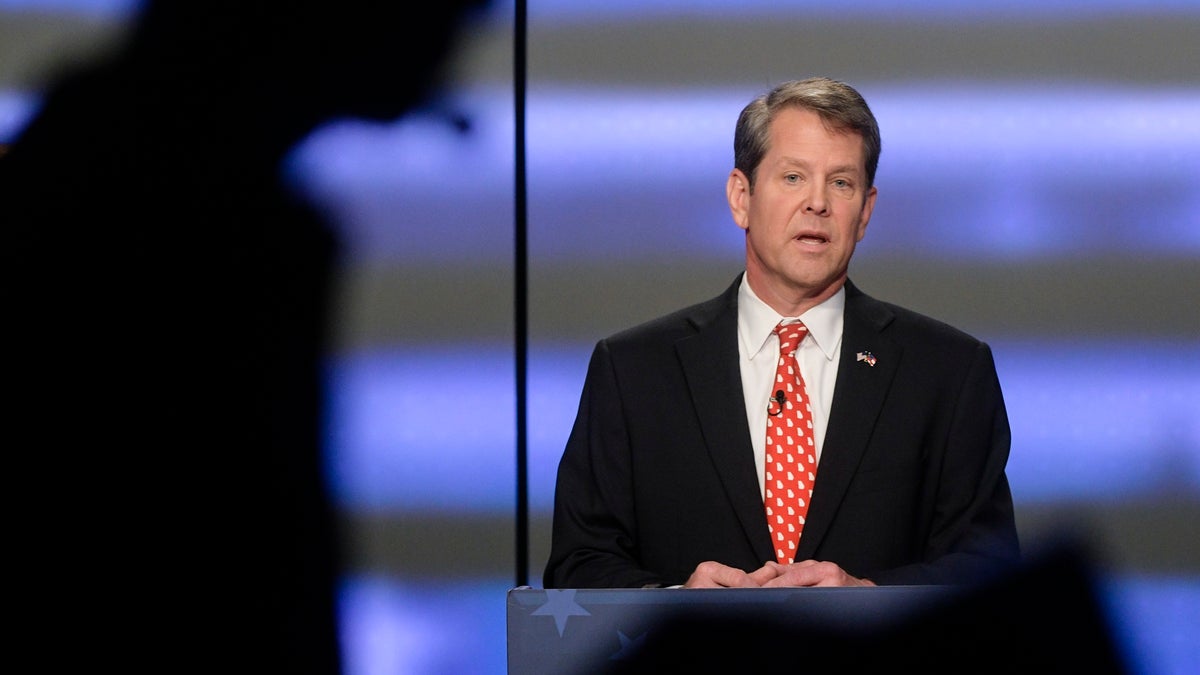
[713,565,761,588]
[683,561,726,588]
[685,561,749,588]
[747,563,781,585]
[762,562,830,588]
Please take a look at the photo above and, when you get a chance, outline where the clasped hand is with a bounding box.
[683,559,875,588]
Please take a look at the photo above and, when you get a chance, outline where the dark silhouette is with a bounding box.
[4,1,486,670]
[604,539,1132,675]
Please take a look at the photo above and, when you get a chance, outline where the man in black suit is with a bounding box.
[544,77,1020,589]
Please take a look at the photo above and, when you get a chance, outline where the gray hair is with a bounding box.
[734,77,881,191]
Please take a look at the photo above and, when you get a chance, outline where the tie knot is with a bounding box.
[774,321,808,355]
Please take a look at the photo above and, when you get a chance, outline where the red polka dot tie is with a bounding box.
[764,321,818,565]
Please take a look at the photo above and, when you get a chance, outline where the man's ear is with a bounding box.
[727,169,751,231]
[856,185,877,242]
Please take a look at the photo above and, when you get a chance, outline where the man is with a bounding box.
[543,77,1020,589]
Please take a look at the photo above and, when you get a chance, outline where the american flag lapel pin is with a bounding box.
[856,351,877,367]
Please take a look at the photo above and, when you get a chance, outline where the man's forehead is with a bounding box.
[770,108,862,139]
[767,112,866,162]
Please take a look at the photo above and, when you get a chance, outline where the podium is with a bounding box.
[507,585,952,674]
[507,546,1133,675]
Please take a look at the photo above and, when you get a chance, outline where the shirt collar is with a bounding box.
[738,275,845,362]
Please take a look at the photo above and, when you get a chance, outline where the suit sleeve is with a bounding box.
[542,339,665,589]
[870,341,1021,585]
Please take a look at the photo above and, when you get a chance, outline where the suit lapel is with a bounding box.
[795,280,900,560]
[676,278,776,565]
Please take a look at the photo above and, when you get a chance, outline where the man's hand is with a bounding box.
[683,561,780,588]
[684,559,875,588]
[757,559,876,587]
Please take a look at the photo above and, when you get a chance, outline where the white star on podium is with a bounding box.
[532,589,591,637]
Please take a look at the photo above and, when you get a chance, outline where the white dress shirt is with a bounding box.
[737,276,844,499]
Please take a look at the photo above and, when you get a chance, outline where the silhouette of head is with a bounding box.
[119,0,490,132]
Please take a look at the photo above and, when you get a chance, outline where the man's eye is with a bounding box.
[784,174,800,184]
[833,178,851,189]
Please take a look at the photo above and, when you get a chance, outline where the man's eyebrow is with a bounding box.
[776,156,810,167]
[775,156,863,176]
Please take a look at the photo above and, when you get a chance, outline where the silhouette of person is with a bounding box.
[3,1,487,671]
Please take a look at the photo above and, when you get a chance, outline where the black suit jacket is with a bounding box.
[544,274,1019,588]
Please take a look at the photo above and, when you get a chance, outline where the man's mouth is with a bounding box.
[795,234,829,245]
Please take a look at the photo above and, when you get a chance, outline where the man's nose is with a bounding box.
[803,186,829,215]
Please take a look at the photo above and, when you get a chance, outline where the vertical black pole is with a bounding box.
[514,0,530,589]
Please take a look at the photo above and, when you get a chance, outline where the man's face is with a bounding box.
[727,107,877,314]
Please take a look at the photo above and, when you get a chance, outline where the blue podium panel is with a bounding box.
[506,586,954,675]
